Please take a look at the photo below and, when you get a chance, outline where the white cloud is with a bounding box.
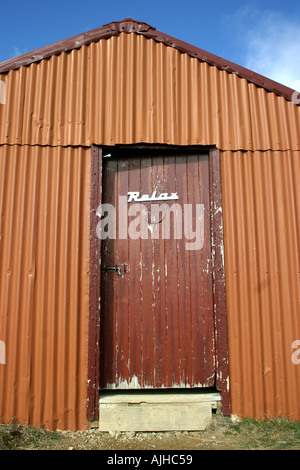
[12,46,28,57]
[230,8,300,91]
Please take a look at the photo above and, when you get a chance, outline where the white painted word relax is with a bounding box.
[127,191,178,203]
[96,196,205,250]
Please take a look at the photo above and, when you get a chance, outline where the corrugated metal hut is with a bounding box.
[0,18,299,431]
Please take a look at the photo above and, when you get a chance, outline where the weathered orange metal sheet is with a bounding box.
[221,150,300,421]
[0,145,90,430]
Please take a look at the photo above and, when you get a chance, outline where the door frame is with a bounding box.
[87,144,230,421]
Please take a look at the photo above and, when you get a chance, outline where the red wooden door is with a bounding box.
[99,150,215,389]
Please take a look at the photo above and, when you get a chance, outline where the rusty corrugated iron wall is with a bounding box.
[0,28,299,428]
[0,145,90,430]
[221,150,300,420]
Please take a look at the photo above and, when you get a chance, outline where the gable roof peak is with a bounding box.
[0,18,297,103]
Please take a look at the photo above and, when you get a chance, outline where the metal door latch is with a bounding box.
[101,264,126,276]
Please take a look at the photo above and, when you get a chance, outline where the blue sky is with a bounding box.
[1,0,300,89]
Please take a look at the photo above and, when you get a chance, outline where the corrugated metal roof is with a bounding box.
[0,32,299,150]
[0,18,297,102]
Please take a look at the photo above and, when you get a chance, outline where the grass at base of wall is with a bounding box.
[0,415,300,450]
[0,418,61,450]
[224,416,300,450]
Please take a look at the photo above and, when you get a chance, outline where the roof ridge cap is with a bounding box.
[0,18,155,73]
[105,18,156,33]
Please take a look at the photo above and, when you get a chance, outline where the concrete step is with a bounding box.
[99,391,221,432]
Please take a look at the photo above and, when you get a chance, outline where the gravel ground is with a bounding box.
[21,415,300,450]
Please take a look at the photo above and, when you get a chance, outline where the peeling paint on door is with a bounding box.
[99,151,216,390]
